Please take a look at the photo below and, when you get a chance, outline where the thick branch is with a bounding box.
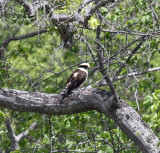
[14,0,117,26]
[14,0,84,23]
[15,0,33,16]
[51,14,84,24]
[0,87,159,153]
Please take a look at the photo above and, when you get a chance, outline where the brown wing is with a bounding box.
[66,69,87,91]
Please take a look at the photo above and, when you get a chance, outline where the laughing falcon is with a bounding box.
[62,63,90,95]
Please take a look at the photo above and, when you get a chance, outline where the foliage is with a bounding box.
[140,90,160,138]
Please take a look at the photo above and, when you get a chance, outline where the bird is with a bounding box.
[62,63,90,97]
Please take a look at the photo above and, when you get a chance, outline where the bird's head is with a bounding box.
[79,63,90,69]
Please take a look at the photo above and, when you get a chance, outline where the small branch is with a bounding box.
[16,121,39,142]
[78,0,94,13]
[0,29,47,49]
[108,36,146,61]
[114,67,160,81]
[101,29,160,37]
[78,27,160,37]
[0,29,47,60]
[4,112,39,151]
[5,117,19,151]
[83,38,98,66]
[98,67,160,86]
[88,36,147,76]
[96,13,119,106]
[112,36,147,80]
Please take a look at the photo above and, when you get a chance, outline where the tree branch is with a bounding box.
[98,67,160,86]
[0,29,47,49]
[0,87,159,153]
[5,115,39,151]
[51,13,84,24]
[82,26,160,37]
[14,0,118,26]
[16,121,39,142]
[1,0,118,52]
[84,0,118,26]
[0,29,47,60]
[14,0,49,17]
[112,36,147,80]
[96,13,120,106]
[114,67,160,81]
[15,0,34,16]
[5,117,19,151]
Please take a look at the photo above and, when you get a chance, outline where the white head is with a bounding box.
[79,63,90,69]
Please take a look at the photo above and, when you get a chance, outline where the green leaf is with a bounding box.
[89,17,100,29]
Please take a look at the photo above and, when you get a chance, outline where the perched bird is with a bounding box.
[62,63,90,96]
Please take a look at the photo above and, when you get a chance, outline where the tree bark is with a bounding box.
[4,114,39,151]
[5,117,19,151]
[0,87,159,153]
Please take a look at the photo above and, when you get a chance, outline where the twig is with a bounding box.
[98,67,160,86]
[112,36,147,80]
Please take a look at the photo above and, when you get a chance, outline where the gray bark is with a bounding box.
[0,87,159,153]
[5,117,19,151]
[4,112,39,151]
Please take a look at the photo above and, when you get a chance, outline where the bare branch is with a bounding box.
[112,36,147,80]
[0,29,47,60]
[5,117,19,151]
[5,114,39,151]
[0,29,47,49]
[16,121,39,142]
[88,36,148,76]
[83,27,160,37]
[101,29,160,37]
[114,67,160,81]
[96,16,119,106]
[98,67,160,86]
